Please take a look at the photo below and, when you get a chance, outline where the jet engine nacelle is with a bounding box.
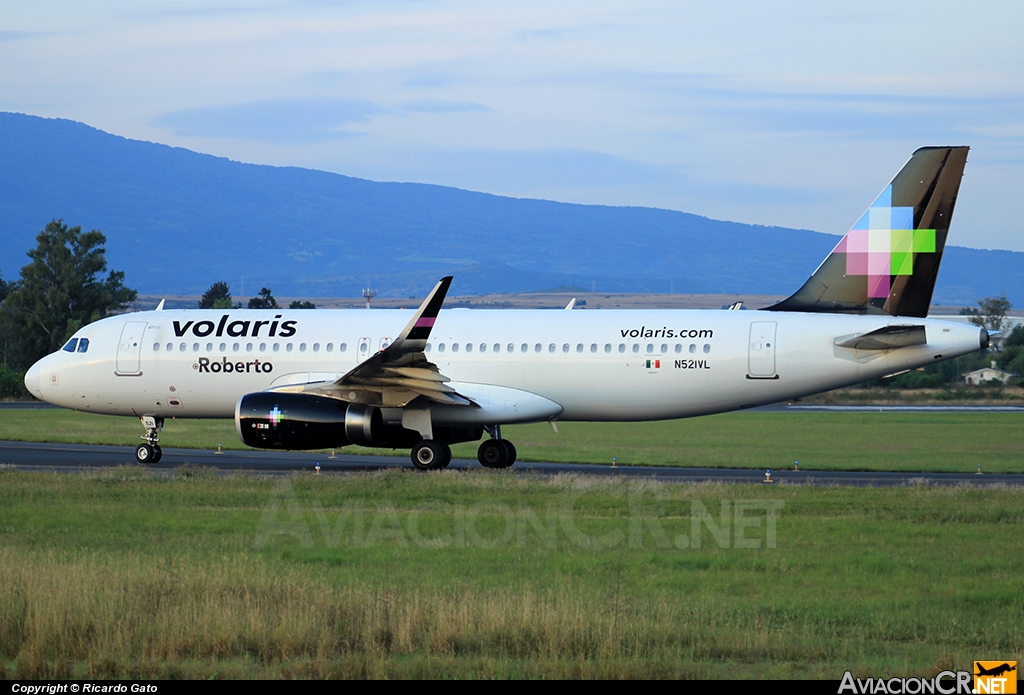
[235,392,383,450]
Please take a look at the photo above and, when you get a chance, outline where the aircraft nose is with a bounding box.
[24,360,44,400]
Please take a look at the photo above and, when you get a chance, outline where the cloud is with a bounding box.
[514,28,564,41]
[400,98,492,114]
[154,97,385,142]
[402,74,460,89]
[0,31,46,42]
[381,149,682,190]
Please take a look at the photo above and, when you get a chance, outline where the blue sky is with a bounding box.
[3,1,1023,250]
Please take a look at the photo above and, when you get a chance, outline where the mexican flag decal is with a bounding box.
[645,359,661,369]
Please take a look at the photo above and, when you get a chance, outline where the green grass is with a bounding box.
[0,469,1021,678]
[2,410,1023,473]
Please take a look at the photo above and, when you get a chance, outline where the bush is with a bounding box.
[0,365,27,399]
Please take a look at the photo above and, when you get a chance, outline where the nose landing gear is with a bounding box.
[136,415,164,464]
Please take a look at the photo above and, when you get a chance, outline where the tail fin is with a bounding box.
[769,146,969,317]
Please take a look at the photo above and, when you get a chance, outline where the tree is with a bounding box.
[289,300,316,309]
[2,220,136,368]
[248,287,280,309]
[199,281,232,309]
[998,325,1024,385]
[968,294,1012,334]
[0,268,8,303]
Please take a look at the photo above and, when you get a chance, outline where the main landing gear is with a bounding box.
[477,426,516,469]
[411,439,452,471]
[136,415,163,464]
[408,426,518,471]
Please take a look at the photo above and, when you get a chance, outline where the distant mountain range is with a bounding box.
[1,112,1020,306]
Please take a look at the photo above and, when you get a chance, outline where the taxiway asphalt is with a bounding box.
[1,440,1020,487]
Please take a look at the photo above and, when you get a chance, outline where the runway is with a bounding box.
[2,440,1021,488]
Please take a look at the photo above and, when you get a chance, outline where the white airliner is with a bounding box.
[24,147,989,470]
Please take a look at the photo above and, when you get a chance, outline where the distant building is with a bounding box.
[962,361,1016,385]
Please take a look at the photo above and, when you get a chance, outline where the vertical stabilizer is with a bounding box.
[768,146,969,317]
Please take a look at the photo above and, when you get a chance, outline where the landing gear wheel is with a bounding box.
[135,443,155,464]
[478,439,514,469]
[438,444,452,469]
[411,440,451,471]
[137,416,164,465]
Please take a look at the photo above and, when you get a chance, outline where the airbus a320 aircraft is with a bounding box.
[25,147,989,470]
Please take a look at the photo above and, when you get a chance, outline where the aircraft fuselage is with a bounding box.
[25,307,986,425]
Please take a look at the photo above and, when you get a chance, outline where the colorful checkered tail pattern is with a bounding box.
[768,146,969,317]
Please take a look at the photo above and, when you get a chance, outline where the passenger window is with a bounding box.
[192,343,199,352]
[166,342,173,352]
[452,343,460,353]
[232,343,239,352]
[576,344,584,353]
[179,343,186,352]
[618,344,625,353]
[340,343,347,352]
[424,343,432,353]
[153,343,160,352]
[438,343,446,353]
[313,343,320,352]
[704,344,711,353]
[675,344,682,353]
[590,343,597,353]
[299,343,307,352]
[689,344,696,353]
[206,343,213,352]
[661,344,667,353]
[646,344,654,354]
[63,338,78,353]
[548,344,556,353]
[562,344,570,353]
[494,343,501,353]
[326,343,333,352]
[632,344,640,354]
[273,343,280,352]
[604,344,611,353]
[246,343,253,352]
[260,343,267,352]
[535,344,542,353]
[286,343,293,352]
[220,343,227,351]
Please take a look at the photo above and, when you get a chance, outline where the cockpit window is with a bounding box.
[62,338,78,353]
[77,338,89,353]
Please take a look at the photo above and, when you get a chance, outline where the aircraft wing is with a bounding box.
[269,277,474,408]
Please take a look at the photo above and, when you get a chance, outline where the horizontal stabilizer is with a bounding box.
[834,325,926,351]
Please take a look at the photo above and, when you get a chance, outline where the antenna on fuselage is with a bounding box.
[363,287,377,309]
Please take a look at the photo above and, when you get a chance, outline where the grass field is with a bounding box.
[1,409,1022,473]
[0,468,1021,679]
